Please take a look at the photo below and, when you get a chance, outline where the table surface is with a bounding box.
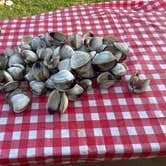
[0,0,166,165]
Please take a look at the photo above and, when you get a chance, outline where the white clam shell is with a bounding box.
[71,51,90,69]
[111,63,128,76]
[60,45,74,59]
[10,93,30,113]
[58,58,71,71]
[51,70,74,84]
[92,51,116,65]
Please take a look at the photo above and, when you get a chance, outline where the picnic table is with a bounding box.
[0,0,166,165]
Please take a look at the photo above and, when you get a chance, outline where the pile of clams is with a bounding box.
[0,32,151,114]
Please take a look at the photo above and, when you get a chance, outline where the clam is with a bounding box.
[45,78,56,89]
[68,33,82,49]
[71,51,94,78]
[0,53,8,70]
[24,70,35,82]
[5,48,14,57]
[7,64,25,80]
[67,84,84,101]
[8,54,24,67]
[59,92,68,114]
[92,51,117,71]
[89,51,96,60]
[49,31,66,43]
[79,79,92,91]
[43,47,60,69]
[50,70,75,90]
[113,42,129,55]
[97,72,117,89]
[29,80,45,96]
[60,44,74,59]
[0,70,4,82]
[21,44,32,50]
[22,50,38,64]
[32,62,50,81]
[2,71,19,93]
[103,35,118,46]
[128,72,151,93]
[31,36,46,51]
[58,58,71,71]
[7,89,30,113]
[88,37,104,51]
[82,32,94,46]
[47,89,60,114]
[21,36,32,45]
[111,63,128,79]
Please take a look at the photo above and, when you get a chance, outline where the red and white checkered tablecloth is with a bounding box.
[0,0,166,165]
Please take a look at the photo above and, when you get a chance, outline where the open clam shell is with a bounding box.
[128,72,151,93]
[47,89,60,114]
[59,92,68,114]
[68,33,83,49]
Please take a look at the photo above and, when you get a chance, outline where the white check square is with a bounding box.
[110,127,120,136]
[94,128,103,136]
[127,127,137,135]
[27,148,36,157]
[12,131,21,140]
[122,112,132,119]
[97,145,106,154]
[61,129,69,138]
[91,113,99,120]
[144,126,154,134]
[79,146,88,155]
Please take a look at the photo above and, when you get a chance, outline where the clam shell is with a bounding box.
[59,92,68,114]
[32,62,50,81]
[111,63,128,77]
[58,58,71,71]
[128,73,151,93]
[97,72,117,89]
[7,64,25,80]
[92,51,116,65]
[92,51,117,71]
[45,79,56,89]
[43,47,59,69]
[113,42,129,55]
[3,81,19,93]
[88,37,103,51]
[22,50,38,64]
[68,33,82,49]
[51,70,74,84]
[29,80,45,96]
[47,89,60,114]
[0,54,8,70]
[21,36,32,45]
[8,90,30,113]
[79,79,92,91]
[8,54,24,67]
[71,51,90,70]
[5,48,14,57]
[0,70,4,82]
[67,84,84,101]
[60,44,74,59]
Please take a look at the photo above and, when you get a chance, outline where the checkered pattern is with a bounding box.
[0,0,166,165]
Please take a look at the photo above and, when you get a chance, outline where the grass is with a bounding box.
[0,0,112,20]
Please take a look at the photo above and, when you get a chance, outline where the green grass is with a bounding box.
[0,0,112,20]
